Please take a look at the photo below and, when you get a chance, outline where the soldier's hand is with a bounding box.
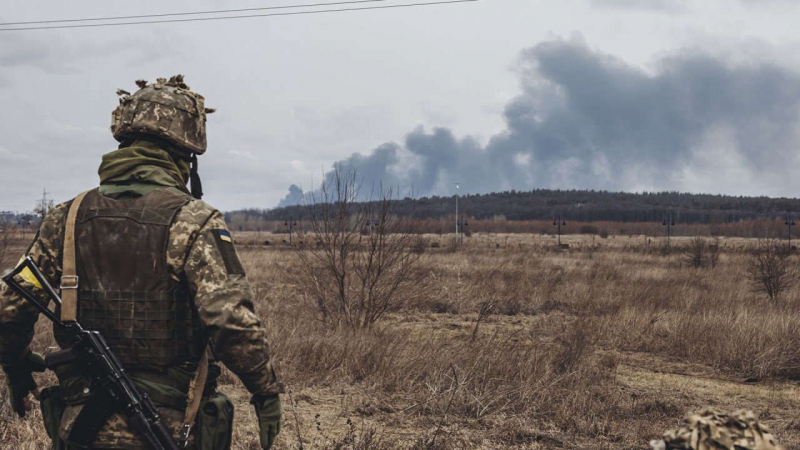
[252,394,282,449]
[4,351,46,418]
[19,387,41,414]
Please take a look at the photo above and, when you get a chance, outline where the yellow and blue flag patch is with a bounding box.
[212,229,245,275]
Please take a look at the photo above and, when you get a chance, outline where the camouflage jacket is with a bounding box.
[0,143,281,448]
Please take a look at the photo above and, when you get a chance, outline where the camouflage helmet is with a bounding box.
[110,75,214,155]
[651,409,783,450]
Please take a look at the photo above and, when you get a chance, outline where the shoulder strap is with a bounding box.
[179,346,209,447]
[61,190,91,322]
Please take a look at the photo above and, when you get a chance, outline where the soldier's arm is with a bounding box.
[179,209,281,396]
[0,205,66,367]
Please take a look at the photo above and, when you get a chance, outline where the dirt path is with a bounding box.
[614,351,800,449]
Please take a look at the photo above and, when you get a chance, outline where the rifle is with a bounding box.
[2,256,180,450]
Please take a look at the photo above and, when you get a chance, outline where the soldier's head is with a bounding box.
[110,75,214,198]
[651,409,783,450]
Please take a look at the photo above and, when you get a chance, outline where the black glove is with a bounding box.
[3,350,46,417]
[251,394,282,449]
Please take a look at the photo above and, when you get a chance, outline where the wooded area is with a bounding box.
[226,189,800,237]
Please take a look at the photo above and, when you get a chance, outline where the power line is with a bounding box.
[0,0,479,32]
[0,0,395,27]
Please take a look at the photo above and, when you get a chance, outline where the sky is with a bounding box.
[2,0,800,212]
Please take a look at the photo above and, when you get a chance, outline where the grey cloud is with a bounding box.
[591,0,796,11]
[280,38,800,205]
[588,0,685,12]
[0,24,182,76]
[0,32,53,68]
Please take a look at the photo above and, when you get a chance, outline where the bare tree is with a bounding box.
[290,168,426,330]
[34,199,53,220]
[746,239,797,301]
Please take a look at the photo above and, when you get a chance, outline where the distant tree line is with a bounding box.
[226,217,797,241]
[228,188,800,227]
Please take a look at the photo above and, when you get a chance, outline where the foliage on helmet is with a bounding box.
[110,75,215,155]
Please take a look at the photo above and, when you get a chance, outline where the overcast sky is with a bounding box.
[2,0,800,212]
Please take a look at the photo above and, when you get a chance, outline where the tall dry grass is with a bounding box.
[1,233,798,449]
[249,235,799,447]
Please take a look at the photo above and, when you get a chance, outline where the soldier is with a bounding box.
[0,75,283,449]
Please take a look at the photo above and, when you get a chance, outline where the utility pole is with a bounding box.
[284,217,297,245]
[455,183,460,246]
[38,188,51,219]
[786,212,795,250]
[458,215,468,245]
[366,218,380,235]
[553,214,566,247]
[662,214,675,249]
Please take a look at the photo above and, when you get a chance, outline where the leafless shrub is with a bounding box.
[326,419,391,450]
[411,238,428,254]
[683,237,709,268]
[427,298,460,314]
[553,318,592,374]
[746,239,798,301]
[290,168,426,330]
[471,298,495,343]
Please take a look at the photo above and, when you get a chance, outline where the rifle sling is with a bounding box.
[66,390,117,448]
[61,190,91,322]
[180,346,209,445]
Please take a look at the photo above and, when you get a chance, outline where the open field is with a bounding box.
[1,232,799,449]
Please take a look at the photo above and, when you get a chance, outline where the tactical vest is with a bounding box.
[54,188,204,370]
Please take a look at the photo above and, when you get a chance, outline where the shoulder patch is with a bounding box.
[212,229,245,275]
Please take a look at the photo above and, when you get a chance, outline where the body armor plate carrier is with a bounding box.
[54,188,203,370]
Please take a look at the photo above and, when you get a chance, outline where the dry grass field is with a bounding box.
[1,231,799,449]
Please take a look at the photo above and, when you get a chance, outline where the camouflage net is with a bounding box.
[651,409,783,450]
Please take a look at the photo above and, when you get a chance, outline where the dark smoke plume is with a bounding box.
[279,38,800,206]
